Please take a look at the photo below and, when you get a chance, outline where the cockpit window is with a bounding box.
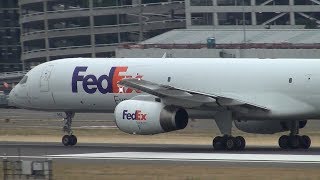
[19,76,28,84]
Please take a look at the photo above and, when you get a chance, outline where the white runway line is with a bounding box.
[44,152,320,164]
[76,126,117,129]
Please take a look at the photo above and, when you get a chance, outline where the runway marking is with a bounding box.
[0,125,117,129]
[2,152,320,164]
[76,126,117,129]
[38,152,320,163]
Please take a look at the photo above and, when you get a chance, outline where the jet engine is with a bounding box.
[114,100,189,135]
[234,120,307,134]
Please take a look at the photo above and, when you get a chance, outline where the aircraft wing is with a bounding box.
[118,78,269,111]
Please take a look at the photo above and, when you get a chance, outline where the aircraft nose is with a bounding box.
[8,85,30,108]
[8,88,16,107]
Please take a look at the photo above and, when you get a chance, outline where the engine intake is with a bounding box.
[160,106,188,132]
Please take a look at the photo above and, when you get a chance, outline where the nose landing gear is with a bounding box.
[61,112,77,146]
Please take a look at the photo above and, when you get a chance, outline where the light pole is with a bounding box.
[116,0,121,44]
[138,0,143,42]
[242,0,246,44]
[240,0,247,58]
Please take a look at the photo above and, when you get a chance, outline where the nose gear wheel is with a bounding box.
[62,135,78,146]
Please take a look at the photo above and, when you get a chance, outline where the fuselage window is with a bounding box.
[19,76,28,84]
[289,78,293,83]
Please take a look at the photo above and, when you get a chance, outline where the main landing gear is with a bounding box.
[61,112,77,146]
[212,112,311,150]
[213,135,246,150]
[278,121,311,149]
[212,111,246,151]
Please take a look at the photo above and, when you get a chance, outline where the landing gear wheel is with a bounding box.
[213,136,246,151]
[62,135,71,146]
[69,135,78,146]
[213,136,224,150]
[62,135,78,146]
[288,135,300,149]
[225,137,236,150]
[279,135,289,149]
[299,135,311,149]
[279,135,311,149]
[235,136,246,150]
[279,120,312,150]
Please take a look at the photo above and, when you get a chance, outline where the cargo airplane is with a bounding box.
[9,58,317,150]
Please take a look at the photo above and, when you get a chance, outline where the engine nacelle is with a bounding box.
[234,120,307,134]
[114,100,189,135]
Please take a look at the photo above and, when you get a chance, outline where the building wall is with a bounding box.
[0,0,22,72]
[186,0,320,29]
[19,0,185,70]
[116,48,320,59]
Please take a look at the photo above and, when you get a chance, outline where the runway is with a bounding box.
[1,109,320,168]
[1,142,320,167]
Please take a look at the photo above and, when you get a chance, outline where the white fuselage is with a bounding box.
[9,58,320,120]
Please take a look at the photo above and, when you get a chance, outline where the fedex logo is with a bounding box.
[122,110,147,121]
[72,66,142,94]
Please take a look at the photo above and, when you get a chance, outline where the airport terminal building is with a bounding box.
[186,0,320,29]
[19,0,185,69]
[117,0,320,59]
[116,29,320,59]
[0,0,22,72]
[0,0,320,72]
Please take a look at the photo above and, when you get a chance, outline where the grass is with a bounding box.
[53,164,320,180]
[54,163,320,180]
[1,162,319,180]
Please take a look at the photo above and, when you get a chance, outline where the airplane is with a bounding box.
[9,57,318,150]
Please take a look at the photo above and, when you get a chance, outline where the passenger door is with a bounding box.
[40,65,54,92]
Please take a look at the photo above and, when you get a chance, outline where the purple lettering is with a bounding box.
[97,75,111,94]
[83,74,98,94]
[72,66,88,93]
[71,66,131,94]
[123,110,128,119]
[122,110,147,121]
